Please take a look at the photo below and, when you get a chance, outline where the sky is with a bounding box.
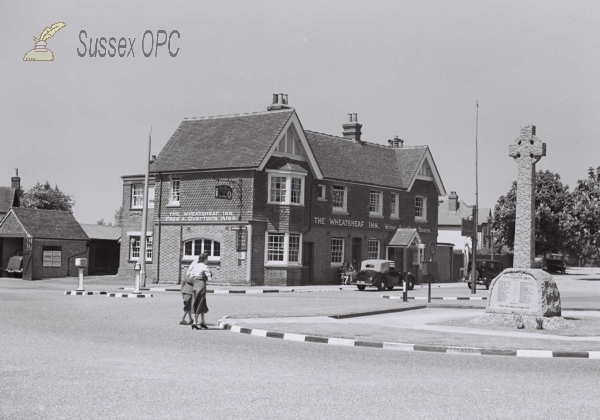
[1,0,599,224]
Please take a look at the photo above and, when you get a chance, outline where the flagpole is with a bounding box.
[139,127,152,288]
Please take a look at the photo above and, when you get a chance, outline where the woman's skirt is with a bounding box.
[182,293,192,312]
[191,278,209,315]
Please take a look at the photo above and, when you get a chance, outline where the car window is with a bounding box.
[365,264,374,269]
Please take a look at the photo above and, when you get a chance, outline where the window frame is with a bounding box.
[266,171,306,206]
[369,190,383,216]
[367,239,380,259]
[330,237,345,266]
[42,247,62,267]
[415,196,427,221]
[131,184,144,209]
[169,177,181,206]
[129,235,153,262]
[332,185,347,213]
[317,184,326,201]
[182,238,221,262]
[390,192,399,218]
[264,232,303,266]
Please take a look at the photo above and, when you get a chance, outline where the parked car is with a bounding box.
[351,259,415,291]
[463,260,503,290]
[545,253,566,274]
[6,255,24,278]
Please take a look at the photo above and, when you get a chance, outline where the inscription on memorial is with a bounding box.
[489,272,538,313]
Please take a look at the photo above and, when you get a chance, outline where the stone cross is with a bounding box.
[508,126,546,268]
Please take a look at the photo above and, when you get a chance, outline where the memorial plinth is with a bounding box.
[486,268,561,317]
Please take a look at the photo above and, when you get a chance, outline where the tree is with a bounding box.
[96,218,113,226]
[569,167,600,265]
[20,182,75,212]
[114,206,123,227]
[492,170,573,256]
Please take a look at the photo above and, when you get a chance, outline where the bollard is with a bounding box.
[428,275,431,303]
[402,272,408,302]
[133,263,141,294]
[75,258,87,292]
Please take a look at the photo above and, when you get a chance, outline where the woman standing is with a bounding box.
[186,253,212,330]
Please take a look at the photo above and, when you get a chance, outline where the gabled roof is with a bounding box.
[305,131,444,193]
[80,224,121,241]
[4,208,88,240]
[438,198,491,227]
[150,109,295,173]
[0,187,17,214]
[388,228,421,247]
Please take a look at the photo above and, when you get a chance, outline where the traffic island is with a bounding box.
[64,291,108,296]
[106,293,153,298]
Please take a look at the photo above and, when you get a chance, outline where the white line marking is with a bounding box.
[516,350,553,358]
[284,333,306,342]
[446,346,482,355]
[383,342,414,351]
[245,290,264,294]
[230,325,242,333]
[251,329,268,337]
[443,297,458,300]
[328,338,355,347]
[588,352,600,359]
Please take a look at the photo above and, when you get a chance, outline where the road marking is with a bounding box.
[284,333,306,342]
[516,350,553,358]
[251,329,268,337]
[383,342,414,351]
[327,338,355,347]
[64,291,108,296]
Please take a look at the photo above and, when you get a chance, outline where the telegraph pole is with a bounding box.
[139,127,152,288]
[471,102,479,294]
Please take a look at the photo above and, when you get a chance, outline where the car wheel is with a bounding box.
[357,285,366,291]
[407,277,415,291]
[377,279,386,291]
[387,285,395,291]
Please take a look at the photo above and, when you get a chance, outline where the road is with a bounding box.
[2,279,600,419]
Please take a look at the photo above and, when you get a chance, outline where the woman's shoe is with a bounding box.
[191,324,200,330]
[200,323,209,330]
[180,320,192,325]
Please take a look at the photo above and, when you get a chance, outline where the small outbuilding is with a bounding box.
[0,208,89,280]
[80,224,121,275]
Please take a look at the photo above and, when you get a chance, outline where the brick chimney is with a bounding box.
[267,93,292,111]
[448,191,459,212]
[387,135,404,148]
[342,113,362,142]
[11,168,20,191]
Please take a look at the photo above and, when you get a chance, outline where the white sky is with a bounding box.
[1,0,599,223]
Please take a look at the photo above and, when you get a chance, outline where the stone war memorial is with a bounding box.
[473,126,572,330]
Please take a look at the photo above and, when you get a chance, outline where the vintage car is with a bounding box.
[464,259,503,290]
[351,259,415,291]
[545,253,566,274]
[6,255,24,278]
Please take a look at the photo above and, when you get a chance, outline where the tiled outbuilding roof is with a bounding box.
[0,187,17,214]
[388,228,421,247]
[79,224,121,241]
[305,131,428,190]
[10,208,88,240]
[150,109,295,173]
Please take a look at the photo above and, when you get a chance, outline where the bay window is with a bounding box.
[267,171,306,206]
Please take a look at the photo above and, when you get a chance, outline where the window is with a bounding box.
[148,187,155,209]
[415,196,427,220]
[42,247,61,267]
[131,184,143,209]
[369,190,382,215]
[330,237,344,265]
[267,172,306,206]
[317,184,326,200]
[390,192,399,217]
[418,160,434,178]
[183,239,221,261]
[332,185,346,212]
[265,232,302,265]
[367,240,380,259]
[131,184,153,209]
[170,178,180,205]
[412,243,425,265]
[130,236,153,261]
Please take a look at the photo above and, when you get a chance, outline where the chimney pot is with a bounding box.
[272,93,278,104]
[347,114,353,122]
[267,93,292,111]
[283,94,288,104]
[448,191,459,212]
[353,113,357,122]
[278,93,284,104]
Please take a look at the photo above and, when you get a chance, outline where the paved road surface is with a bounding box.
[2,282,600,419]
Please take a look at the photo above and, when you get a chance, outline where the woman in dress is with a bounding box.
[186,253,212,330]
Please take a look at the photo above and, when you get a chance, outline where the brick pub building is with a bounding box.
[119,94,446,285]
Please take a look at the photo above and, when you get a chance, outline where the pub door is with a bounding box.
[301,242,313,285]
[352,238,362,266]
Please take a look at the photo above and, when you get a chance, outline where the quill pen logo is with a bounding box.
[24,22,66,61]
